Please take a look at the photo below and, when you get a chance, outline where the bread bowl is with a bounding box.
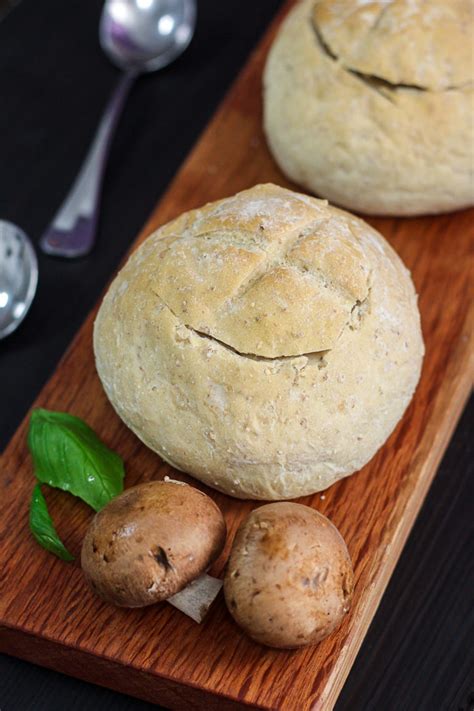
[264,0,474,215]
[94,184,424,499]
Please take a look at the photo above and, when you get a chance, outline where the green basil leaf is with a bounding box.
[29,484,74,561]
[28,408,125,512]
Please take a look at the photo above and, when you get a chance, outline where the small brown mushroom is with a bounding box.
[81,480,226,620]
[224,502,353,649]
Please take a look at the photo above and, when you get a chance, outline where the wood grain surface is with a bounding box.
[0,2,472,709]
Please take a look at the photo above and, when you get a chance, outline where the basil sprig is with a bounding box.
[29,484,74,561]
[28,409,125,511]
[28,408,125,561]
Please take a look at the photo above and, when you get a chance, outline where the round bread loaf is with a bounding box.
[264,0,474,216]
[94,184,424,499]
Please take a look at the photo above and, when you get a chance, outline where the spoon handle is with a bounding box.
[40,72,136,258]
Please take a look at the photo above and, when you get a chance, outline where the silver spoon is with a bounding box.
[40,0,196,258]
[0,221,38,339]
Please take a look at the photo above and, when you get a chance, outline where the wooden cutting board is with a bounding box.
[1,2,472,709]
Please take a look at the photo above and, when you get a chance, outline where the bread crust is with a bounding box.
[264,0,474,216]
[94,184,424,499]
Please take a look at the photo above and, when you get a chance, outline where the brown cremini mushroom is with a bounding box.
[224,502,353,648]
[81,480,226,620]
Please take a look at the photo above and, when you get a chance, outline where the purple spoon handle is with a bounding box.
[40,71,136,258]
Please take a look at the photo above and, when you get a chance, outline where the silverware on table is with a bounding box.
[0,220,38,339]
[40,0,196,259]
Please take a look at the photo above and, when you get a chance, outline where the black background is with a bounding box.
[0,1,473,709]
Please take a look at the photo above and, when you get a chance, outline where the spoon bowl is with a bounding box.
[100,0,196,72]
[0,221,38,339]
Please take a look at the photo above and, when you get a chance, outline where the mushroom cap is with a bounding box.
[224,502,353,648]
[81,480,226,607]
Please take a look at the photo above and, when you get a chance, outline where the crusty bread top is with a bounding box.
[139,184,371,358]
[313,0,473,90]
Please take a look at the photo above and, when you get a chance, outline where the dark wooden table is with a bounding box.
[0,1,472,709]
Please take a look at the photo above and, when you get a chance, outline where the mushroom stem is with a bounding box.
[167,573,223,623]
